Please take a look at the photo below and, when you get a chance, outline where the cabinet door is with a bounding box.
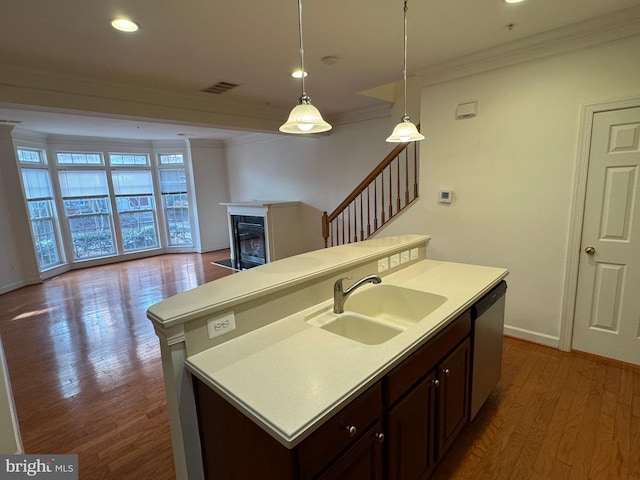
[436,337,470,460]
[386,371,437,480]
[316,422,384,480]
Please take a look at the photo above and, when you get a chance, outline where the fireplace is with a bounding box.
[231,215,266,269]
[222,201,310,270]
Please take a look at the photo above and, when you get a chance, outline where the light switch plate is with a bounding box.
[390,253,400,269]
[400,250,410,264]
[378,257,389,273]
[207,312,236,339]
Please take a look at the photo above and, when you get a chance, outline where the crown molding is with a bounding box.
[0,63,288,133]
[417,6,640,87]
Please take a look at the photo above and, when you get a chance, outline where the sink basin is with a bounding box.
[346,284,447,327]
[305,284,447,344]
[306,312,404,345]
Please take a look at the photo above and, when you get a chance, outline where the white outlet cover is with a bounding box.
[390,253,400,268]
[378,257,389,272]
[207,311,236,339]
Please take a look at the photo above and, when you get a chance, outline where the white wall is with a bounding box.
[380,35,640,346]
[0,332,22,454]
[0,126,40,294]
[226,116,395,214]
[187,139,231,252]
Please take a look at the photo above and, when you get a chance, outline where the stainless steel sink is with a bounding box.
[305,284,447,344]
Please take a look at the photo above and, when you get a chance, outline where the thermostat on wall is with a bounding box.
[438,190,453,204]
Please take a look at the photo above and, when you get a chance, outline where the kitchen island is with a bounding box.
[147,235,508,479]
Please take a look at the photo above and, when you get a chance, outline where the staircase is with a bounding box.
[322,138,420,247]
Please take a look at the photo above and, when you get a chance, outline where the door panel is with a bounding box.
[572,106,640,365]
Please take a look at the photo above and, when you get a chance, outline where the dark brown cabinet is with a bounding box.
[315,422,384,480]
[386,371,437,480]
[436,337,470,460]
[193,310,472,480]
[383,311,471,480]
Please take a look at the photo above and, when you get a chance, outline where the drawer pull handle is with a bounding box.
[443,368,450,376]
[433,379,440,387]
[374,432,385,443]
[346,425,357,437]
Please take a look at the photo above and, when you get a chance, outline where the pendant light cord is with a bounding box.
[298,0,308,102]
[403,0,408,119]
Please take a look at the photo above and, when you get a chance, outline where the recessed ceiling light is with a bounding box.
[111,18,140,32]
[291,70,308,79]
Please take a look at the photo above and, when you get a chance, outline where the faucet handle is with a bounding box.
[334,277,352,290]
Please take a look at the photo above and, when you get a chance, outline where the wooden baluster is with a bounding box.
[359,193,364,241]
[373,179,378,231]
[397,153,401,213]
[347,205,351,244]
[388,163,393,221]
[381,168,386,225]
[414,143,419,199]
[366,185,371,238]
[341,212,345,245]
[405,148,410,205]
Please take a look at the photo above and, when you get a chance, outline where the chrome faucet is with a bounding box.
[333,274,382,314]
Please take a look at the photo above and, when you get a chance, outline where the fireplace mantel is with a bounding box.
[221,201,303,269]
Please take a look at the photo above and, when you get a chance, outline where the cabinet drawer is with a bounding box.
[384,310,470,406]
[298,383,382,479]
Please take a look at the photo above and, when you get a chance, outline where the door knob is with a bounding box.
[585,246,596,255]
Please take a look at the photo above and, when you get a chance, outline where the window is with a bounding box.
[109,154,149,166]
[112,170,158,252]
[17,146,196,272]
[57,152,103,165]
[59,170,116,260]
[18,148,45,164]
[158,154,192,246]
[20,165,63,270]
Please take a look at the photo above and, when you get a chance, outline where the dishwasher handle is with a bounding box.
[472,280,507,319]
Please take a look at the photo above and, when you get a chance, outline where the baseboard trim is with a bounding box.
[0,278,41,296]
[504,325,559,349]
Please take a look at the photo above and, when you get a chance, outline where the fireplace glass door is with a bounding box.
[231,215,266,269]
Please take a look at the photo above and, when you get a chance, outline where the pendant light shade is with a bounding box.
[280,96,332,134]
[279,0,332,134]
[387,115,424,142]
[386,0,424,143]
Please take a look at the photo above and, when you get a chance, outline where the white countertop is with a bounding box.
[147,235,429,328]
[185,258,508,448]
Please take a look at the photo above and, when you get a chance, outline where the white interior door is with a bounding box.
[572,106,640,365]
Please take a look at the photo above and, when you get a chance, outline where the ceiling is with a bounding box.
[1,0,640,141]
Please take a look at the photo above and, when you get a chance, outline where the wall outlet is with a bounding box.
[390,253,400,269]
[410,248,419,260]
[400,250,409,264]
[207,312,236,339]
[378,257,389,273]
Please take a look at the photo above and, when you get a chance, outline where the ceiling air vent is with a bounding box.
[202,81,239,95]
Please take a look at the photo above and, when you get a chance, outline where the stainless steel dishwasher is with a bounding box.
[470,280,507,420]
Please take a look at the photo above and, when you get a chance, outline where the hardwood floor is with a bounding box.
[1,253,638,479]
[0,251,234,479]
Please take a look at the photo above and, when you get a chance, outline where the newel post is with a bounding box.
[322,211,329,248]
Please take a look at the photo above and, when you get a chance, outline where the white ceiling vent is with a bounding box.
[202,81,239,95]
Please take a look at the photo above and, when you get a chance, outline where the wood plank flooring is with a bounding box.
[0,252,638,479]
[0,251,234,479]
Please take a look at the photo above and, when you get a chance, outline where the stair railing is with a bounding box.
[322,138,420,247]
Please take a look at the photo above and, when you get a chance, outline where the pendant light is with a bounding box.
[279,0,332,134]
[386,0,424,143]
